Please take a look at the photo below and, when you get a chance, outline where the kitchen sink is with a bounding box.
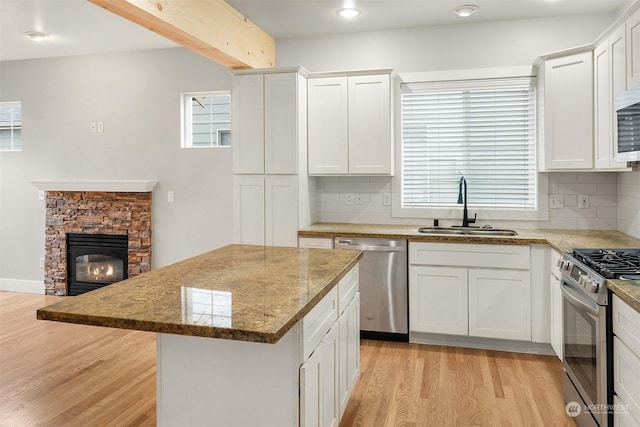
[417,227,518,236]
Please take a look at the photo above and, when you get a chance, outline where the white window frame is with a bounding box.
[181,91,231,148]
[0,101,22,152]
[392,67,548,222]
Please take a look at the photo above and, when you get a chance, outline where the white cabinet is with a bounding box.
[409,243,532,342]
[307,77,349,175]
[468,268,531,341]
[409,266,468,336]
[613,294,640,425]
[233,175,298,247]
[232,71,305,174]
[627,7,640,89]
[594,28,630,170]
[301,323,339,427]
[539,51,594,170]
[301,265,360,427]
[549,248,563,360]
[308,72,393,176]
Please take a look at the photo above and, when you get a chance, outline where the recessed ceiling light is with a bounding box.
[336,8,361,19]
[454,5,479,18]
[24,31,50,42]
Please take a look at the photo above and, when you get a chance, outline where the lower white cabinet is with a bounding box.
[409,243,532,342]
[410,266,468,336]
[233,175,298,247]
[613,295,640,425]
[301,324,339,427]
[300,265,360,427]
[549,249,563,360]
[468,268,531,341]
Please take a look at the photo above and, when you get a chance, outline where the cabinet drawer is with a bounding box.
[614,336,640,423]
[613,295,640,357]
[410,242,530,269]
[338,265,359,316]
[301,287,338,360]
[298,237,334,249]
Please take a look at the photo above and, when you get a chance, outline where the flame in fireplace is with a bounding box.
[88,263,115,280]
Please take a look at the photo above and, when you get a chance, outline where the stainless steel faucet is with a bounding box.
[457,176,477,227]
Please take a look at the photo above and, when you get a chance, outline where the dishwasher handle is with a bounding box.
[334,240,406,252]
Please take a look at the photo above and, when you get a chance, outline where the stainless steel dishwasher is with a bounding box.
[334,237,408,341]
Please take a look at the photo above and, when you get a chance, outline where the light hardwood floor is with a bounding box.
[1,292,575,426]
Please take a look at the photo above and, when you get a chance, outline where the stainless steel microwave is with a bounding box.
[616,85,640,162]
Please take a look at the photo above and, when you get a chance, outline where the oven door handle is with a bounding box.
[560,281,600,317]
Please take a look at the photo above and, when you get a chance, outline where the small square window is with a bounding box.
[0,101,22,152]
[181,92,231,148]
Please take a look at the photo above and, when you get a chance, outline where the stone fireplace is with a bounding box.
[33,180,156,296]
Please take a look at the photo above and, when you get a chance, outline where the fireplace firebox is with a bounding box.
[67,233,128,296]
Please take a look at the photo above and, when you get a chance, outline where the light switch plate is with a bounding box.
[168,191,175,203]
[383,193,391,206]
[578,195,589,209]
[550,195,564,209]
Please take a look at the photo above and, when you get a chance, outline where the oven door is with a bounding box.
[561,278,608,426]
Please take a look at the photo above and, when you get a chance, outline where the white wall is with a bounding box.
[276,13,616,72]
[0,48,234,291]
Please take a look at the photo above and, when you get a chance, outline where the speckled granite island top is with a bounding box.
[37,245,363,344]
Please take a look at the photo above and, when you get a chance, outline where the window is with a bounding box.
[399,77,537,214]
[181,91,231,148]
[0,101,22,152]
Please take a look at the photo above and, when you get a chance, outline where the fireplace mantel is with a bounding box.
[31,180,157,192]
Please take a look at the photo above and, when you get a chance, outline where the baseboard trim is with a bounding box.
[410,331,556,356]
[0,278,44,294]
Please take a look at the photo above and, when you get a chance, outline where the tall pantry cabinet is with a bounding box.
[232,68,314,247]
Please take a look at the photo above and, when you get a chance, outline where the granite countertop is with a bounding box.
[37,244,362,344]
[299,223,640,311]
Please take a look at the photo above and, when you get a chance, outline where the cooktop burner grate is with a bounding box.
[573,248,640,279]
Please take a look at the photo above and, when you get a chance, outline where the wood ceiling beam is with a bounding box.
[88,0,275,69]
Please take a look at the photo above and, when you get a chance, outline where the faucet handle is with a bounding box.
[469,213,477,224]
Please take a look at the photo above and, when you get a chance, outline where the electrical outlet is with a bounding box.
[550,195,564,209]
[578,195,589,209]
[97,121,104,133]
[39,257,45,268]
[345,193,354,205]
[383,192,391,206]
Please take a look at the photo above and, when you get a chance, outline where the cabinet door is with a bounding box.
[265,73,298,174]
[338,293,360,418]
[468,269,531,341]
[301,324,339,427]
[347,74,392,175]
[614,394,640,427]
[233,176,265,245]
[308,77,349,175]
[232,74,264,174]
[409,266,468,335]
[614,336,640,424]
[611,26,631,169]
[543,52,593,170]
[550,271,563,360]
[594,40,613,170]
[265,176,298,247]
[627,7,640,89]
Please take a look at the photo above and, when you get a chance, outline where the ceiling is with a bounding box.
[0,0,632,63]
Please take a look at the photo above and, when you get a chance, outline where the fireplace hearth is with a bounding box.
[67,233,128,296]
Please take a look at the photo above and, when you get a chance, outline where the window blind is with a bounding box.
[401,77,537,210]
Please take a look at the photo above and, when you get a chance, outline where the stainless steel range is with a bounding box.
[560,248,640,427]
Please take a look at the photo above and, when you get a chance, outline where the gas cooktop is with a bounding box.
[573,248,640,280]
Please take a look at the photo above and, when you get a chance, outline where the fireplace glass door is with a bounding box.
[75,254,124,284]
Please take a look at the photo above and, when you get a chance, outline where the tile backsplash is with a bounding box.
[315,172,628,231]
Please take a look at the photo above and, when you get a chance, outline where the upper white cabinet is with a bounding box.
[539,51,594,171]
[627,6,640,89]
[308,71,393,176]
[233,71,306,174]
[594,27,631,170]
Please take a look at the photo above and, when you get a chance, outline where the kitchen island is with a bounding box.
[37,244,363,426]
